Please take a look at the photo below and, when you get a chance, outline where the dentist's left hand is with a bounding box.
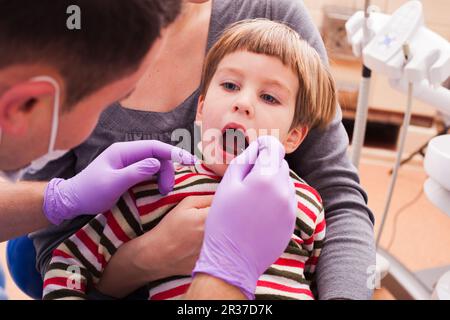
[43,140,196,225]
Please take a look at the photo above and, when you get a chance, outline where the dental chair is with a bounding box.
[423,135,450,299]
[346,0,450,299]
[424,135,450,220]
[376,134,450,300]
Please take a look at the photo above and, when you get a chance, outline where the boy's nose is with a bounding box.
[232,94,255,117]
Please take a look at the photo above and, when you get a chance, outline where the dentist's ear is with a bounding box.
[0,81,54,136]
[284,126,308,154]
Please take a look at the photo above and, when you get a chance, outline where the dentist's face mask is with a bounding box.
[0,76,69,182]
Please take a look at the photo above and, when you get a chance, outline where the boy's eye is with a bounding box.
[221,82,239,91]
[261,94,279,104]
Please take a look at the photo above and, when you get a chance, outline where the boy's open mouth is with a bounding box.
[220,124,250,157]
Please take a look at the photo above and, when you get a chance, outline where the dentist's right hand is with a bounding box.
[192,136,297,300]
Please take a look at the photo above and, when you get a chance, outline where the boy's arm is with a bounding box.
[304,208,326,277]
[291,179,326,278]
[44,191,142,300]
[95,223,167,298]
[42,201,118,300]
[43,253,90,300]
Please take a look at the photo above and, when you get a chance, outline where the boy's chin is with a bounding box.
[198,141,237,176]
[202,153,229,177]
[203,162,228,177]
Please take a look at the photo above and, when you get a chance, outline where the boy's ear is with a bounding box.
[284,126,308,154]
[195,94,205,124]
[0,81,54,135]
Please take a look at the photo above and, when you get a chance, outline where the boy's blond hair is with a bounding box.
[199,19,336,130]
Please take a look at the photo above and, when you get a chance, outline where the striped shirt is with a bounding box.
[43,162,325,300]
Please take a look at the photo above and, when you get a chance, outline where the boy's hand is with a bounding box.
[193,136,297,299]
[43,140,196,225]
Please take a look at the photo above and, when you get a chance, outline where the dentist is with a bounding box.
[0,0,296,300]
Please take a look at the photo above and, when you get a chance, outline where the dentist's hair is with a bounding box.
[199,19,337,130]
[0,0,181,110]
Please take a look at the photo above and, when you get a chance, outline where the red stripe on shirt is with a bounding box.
[53,249,75,260]
[151,283,191,300]
[303,236,314,245]
[105,211,132,243]
[174,172,219,185]
[306,256,319,266]
[75,229,106,268]
[297,202,317,223]
[138,191,215,215]
[174,173,203,185]
[127,190,137,205]
[257,280,314,298]
[274,257,305,269]
[294,183,322,203]
[44,277,86,292]
[315,218,326,234]
[200,163,218,175]
[292,237,304,245]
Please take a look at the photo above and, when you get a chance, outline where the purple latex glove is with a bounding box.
[192,136,297,299]
[44,140,196,225]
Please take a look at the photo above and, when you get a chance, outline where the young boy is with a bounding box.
[42,19,336,300]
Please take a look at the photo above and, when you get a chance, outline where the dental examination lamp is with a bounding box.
[346,0,450,299]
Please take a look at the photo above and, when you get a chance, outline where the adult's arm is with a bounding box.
[184,274,246,300]
[0,180,49,242]
[272,0,376,299]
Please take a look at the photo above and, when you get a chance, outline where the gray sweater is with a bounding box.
[26,0,375,300]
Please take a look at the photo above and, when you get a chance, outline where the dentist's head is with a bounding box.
[0,0,181,174]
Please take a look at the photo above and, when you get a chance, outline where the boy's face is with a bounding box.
[196,50,307,176]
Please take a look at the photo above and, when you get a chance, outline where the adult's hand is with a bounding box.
[43,140,196,225]
[192,136,297,300]
[97,195,212,298]
[133,195,212,278]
